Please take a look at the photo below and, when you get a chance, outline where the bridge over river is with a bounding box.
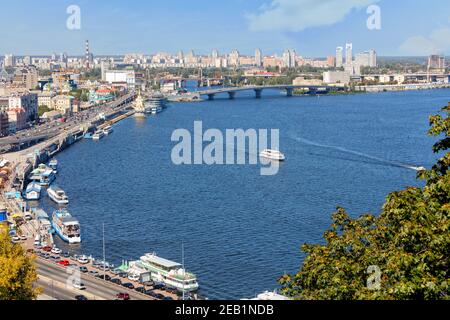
[196,85,342,100]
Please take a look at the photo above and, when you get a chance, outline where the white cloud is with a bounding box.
[247,0,380,32]
[399,27,450,55]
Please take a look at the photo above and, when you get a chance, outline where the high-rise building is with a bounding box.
[282,49,296,68]
[211,49,219,67]
[336,47,343,68]
[369,49,377,68]
[4,54,15,68]
[228,49,240,67]
[345,43,353,67]
[255,48,262,67]
[428,55,445,72]
[327,56,336,67]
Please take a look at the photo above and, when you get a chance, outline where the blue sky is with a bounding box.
[1,0,450,57]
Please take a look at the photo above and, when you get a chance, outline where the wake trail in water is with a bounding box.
[292,136,424,172]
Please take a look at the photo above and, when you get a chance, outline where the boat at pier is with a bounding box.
[103,126,113,135]
[92,130,105,140]
[130,252,199,292]
[259,149,285,161]
[28,164,56,186]
[25,182,42,200]
[49,159,58,173]
[51,209,81,244]
[47,186,69,205]
[145,93,167,115]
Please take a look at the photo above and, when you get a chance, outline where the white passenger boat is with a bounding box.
[47,186,69,205]
[131,252,199,292]
[259,149,285,161]
[28,164,56,186]
[49,159,58,173]
[25,182,42,200]
[92,130,105,140]
[51,209,81,244]
[103,126,113,135]
[145,93,166,115]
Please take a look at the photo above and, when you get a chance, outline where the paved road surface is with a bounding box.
[37,258,152,301]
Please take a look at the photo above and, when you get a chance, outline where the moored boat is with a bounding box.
[28,164,56,186]
[103,126,113,135]
[49,159,58,173]
[51,209,81,244]
[130,252,199,292]
[47,186,69,205]
[92,130,105,140]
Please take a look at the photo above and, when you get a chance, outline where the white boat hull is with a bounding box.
[48,191,69,205]
[51,222,81,244]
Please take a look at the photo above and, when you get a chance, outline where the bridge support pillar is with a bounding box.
[286,88,294,97]
[228,92,236,99]
[254,89,263,99]
[208,94,215,101]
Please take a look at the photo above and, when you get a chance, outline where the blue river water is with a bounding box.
[39,88,448,299]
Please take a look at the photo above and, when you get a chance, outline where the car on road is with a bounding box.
[79,266,88,273]
[75,295,88,301]
[110,278,122,285]
[116,293,130,301]
[19,235,28,241]
[42,246,53,252]
[89,270,99,276]
[72,281,86,290]
[121,283,135,290]
[118,272,128,278]
[154,293,165,300]
[163,296,174,301]
[43,253,51,259]
[50,255,60,261]
[51,247,62,254]
[62,252,70,258]
[58,260,70,267]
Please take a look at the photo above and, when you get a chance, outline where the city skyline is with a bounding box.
[2,0,450,56]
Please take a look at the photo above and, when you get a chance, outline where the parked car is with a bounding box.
[135,287,145,293]
[153,283,165,290]
[118,272,128,278]
[43,246,53,252]
[75,295,88,301]
[110,278,122,285]
[128,274,140,282]
[51,247,62,254]
[121,283,135,290]
[89,270,99,276]
[62,252,70,258]
[98,274,111,281]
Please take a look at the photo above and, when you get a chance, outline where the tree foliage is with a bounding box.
[0,231,40,300]
[280,103,450,300]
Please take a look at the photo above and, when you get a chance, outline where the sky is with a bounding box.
[1,0,450,57]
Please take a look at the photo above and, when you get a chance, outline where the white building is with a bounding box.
[4,54,15,68]
[323,71,351,85]
[255,48,262,67]
[105,70,136,88]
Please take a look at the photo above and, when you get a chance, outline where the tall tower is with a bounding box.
[85,40,91,69]
[345,43,353,67]
[336,47,343,68]
[255,48,262,67]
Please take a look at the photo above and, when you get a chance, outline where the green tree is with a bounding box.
[38,105,51,117]
[0,231,40,300]
[279,103,450,300]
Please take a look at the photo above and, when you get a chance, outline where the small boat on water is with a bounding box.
[259,149,285,161]
[103,126,113,135]
[92,130,105,140]
[52,209,81,244]
[47,186,69,205]
[25,182,42,200]
[49,159,58,173]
